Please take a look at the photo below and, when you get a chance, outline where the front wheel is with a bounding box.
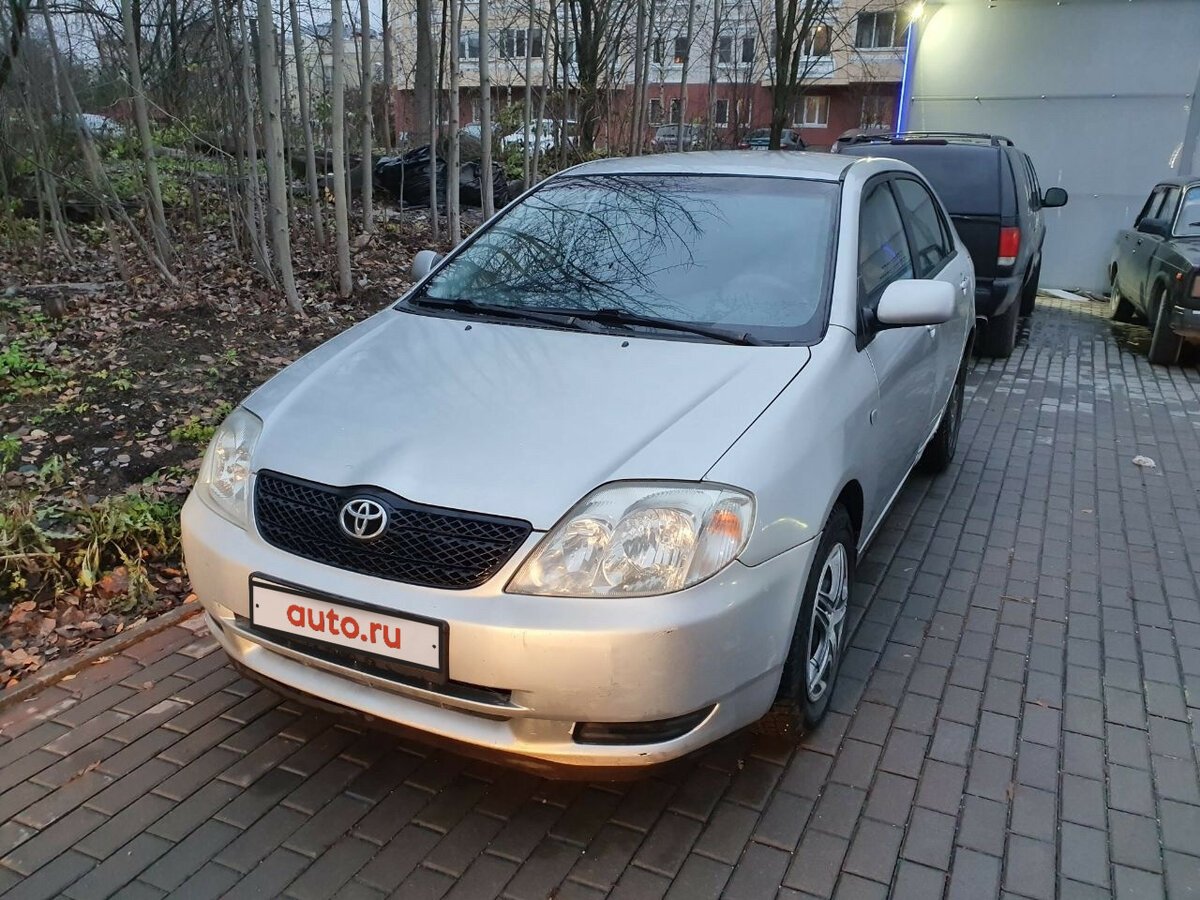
[755,507,856,739]
[1147,288,1184,365]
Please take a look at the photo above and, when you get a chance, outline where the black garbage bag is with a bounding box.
[374,145,447,207]
[457,160,511,209]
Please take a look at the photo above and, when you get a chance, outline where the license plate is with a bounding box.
[752,145,768,150]
[249,575,446,677]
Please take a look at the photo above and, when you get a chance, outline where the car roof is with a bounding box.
[1152,177,1200,189]
[564,151,858,182]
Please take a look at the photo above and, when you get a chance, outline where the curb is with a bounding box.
[0,602,203,712]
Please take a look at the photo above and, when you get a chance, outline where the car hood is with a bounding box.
[245,310,810,530]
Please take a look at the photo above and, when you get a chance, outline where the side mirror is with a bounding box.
[1135,217,1170,238]
[874,279,956,329]
[1042,187,1068,208]
[411,249,441,281]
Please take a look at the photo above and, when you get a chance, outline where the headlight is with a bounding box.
[196,407,262,528]
[508,482,754,597]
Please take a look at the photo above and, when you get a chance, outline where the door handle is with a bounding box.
[926,325,938,338]
[958,276,970,294]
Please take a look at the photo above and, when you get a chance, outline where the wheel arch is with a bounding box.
[832,480,864,544]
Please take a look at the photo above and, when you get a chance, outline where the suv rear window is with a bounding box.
[841,144,1001,216]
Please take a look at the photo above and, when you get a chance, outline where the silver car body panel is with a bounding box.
[183,151,976,767]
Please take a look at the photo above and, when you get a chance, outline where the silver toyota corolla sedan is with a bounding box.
[182,152,976,771]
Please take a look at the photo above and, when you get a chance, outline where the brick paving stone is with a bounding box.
[947,849,1002,900]
[662,853,730,900]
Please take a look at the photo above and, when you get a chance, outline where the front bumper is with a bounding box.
[974,275,1022,319]
[181,491,816,768]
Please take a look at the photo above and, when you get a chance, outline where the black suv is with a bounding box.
[834,132,1068,357]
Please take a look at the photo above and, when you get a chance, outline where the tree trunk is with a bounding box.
[447,0,461,243]
[478,0,494,217]
[121,0,172,265]
[706,0,719,147]
[382,0,395,148]
[289,0,325,244]
[256,0,302,310]
[628,0,645,155]
[359,0,374,232]
[677,0,696,151]
[522,0,533,185]
[414,0,433,137]
[331,0,354,296]
[237,0,273,280]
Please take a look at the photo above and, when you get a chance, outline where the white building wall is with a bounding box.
[906,0,1200,291]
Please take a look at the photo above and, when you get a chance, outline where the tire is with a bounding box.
[1108,278,1136,323]
[1020,262,1040,317]
[1147,286,1184,366]
[755,506,856,739]
[976,297,1019,358]
[920,360,966,473]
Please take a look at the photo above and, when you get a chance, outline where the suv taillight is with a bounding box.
[998,227,1020,267]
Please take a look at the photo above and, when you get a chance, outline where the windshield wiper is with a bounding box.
[539,306,764,346]
[407,296,595,332]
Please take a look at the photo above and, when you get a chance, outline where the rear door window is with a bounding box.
[892,178,953,277]
[859,180,915,303]
[1158,187,1182,225]
[1137,187,1166,224]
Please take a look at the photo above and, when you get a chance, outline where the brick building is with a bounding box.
[388,0,906,151]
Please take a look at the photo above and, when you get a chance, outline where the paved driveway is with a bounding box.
[1,297,1198,900]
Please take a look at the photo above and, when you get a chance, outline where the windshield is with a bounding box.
[411,174,839,343]
[1177,186,1200,237]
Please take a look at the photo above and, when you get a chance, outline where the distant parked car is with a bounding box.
[738,128,805,151]
[501,119,575,154]
[835,131,1067,358]
[77,113,122,138]
[651,124,703,152]
[1109,178,1200,364]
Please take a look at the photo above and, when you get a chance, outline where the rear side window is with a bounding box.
[1136,188,1164,225]
[1177,187,1200,237]
[839,144,1001,216]
[859,181,915,302]
[1023,154,1043,210]
[893,178,952,277]
[1158,187,1182,224]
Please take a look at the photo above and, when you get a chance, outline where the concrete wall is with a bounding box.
[905,0,1200,292]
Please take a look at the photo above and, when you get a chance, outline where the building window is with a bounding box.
[718,34,732,63]
[669,97,681,123]
[499,28,528,58]
[741,36,755,64]
[531,29,544,57]
[855,11,900,48]
[649,97,663,124]
[714,98,729,126]
[736,98,752,124]
[673,36,688,63]
[798,95,829,126]
[802,23,831,57]
[861,93,895,128]
[459,32,480,60]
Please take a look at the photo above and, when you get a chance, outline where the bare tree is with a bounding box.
[381,0,395,147]
[121,0,172,264]
[331,0,353,295]
[676,0,696,150]
[447,0,461,242]
[414,0,433,136]
[359,0,374,231]
[478,0,493,217]
[289,0,324,243]
[257,0,302,309]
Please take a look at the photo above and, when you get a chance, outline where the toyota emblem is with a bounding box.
[339,498,388,541]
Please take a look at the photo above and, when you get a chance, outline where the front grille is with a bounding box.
[254,471,532,590]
